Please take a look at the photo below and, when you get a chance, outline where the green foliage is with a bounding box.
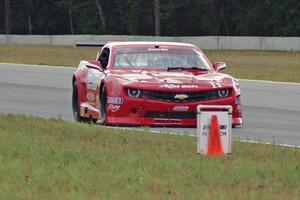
[0,0,299,36]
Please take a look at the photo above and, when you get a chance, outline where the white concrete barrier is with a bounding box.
[0,35,7,44]
[261,37,300,51]
[51,35,94,46]
[0,34,299,51]
[218,36,263,50]
[179,36,218,50]
[7,35,51,45]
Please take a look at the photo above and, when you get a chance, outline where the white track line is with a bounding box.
[0,62,75,69]
[239,78,300,85]
[105,126,300,149]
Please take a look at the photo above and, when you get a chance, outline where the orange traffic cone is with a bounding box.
[207,115,223,156]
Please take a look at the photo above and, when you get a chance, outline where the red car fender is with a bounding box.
[103,77,125,99]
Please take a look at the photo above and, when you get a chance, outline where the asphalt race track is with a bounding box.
[1,63,300,146]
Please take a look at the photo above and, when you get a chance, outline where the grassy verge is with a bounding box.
[205,50,300,83]
[0,44,300,82]
[0,114,300,199]
[0,44,97,67]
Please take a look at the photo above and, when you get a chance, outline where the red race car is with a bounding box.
[72,42,243,126]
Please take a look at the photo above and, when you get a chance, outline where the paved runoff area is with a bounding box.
[1,63,300,146]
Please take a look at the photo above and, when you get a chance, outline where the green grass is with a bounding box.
[205,50,300,83]
[0,114,300,199]
[0,44,97,67]
[0,44,300,82]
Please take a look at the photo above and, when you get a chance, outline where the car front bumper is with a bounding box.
[106,96,243,126]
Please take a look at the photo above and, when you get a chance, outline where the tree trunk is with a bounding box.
[215,0,229,36]
[154,0,161,36]
[5,0,11,34]
[28,0,32,35]
[244,11,250,35]
[95,0,106,32]
[221,13,229,36]
[69,0,74,34]
[233,0,250,35]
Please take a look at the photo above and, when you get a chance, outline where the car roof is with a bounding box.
[105,41,197,48]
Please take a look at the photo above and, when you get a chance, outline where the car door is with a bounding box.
[85,47,110,113]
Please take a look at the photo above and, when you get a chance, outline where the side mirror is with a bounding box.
[213,62,227,71]
[88,60,104,71]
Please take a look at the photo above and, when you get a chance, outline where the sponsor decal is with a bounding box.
[108,104,120,112]
[160,84,198,89]
[181,85,198,88]
[173,106,189,112]
[107,97,123,104]
[174,94,189,101]
[87,73,97,82]
[202,125,228,136]
[203,125,227,130]
[87,92,95,101]
[87,83,97,91]
[160,84,180,89]
[148,48,168,51]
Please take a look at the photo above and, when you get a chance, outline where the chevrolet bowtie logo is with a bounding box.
[174,94,189,100]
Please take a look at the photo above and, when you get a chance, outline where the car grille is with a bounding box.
[144,111,196,119]
[143,89,231,102]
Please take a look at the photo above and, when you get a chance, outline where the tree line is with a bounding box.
[0,0,299,36]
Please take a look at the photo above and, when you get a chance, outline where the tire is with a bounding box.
[73,81,99,124]
[99,86,107,125]
[72,81,85,122]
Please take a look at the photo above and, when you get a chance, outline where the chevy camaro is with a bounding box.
[72,42,243,126]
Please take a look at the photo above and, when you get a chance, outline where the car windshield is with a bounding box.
[113,47,211,70]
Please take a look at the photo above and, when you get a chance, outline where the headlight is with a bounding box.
[127,88,141,98]
[218,89,229,98]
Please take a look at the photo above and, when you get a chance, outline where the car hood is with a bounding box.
[108,69,236,90]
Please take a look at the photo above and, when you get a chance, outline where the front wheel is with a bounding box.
[73,81,99,124]
[99,86,107,125]
[72,81,85,122]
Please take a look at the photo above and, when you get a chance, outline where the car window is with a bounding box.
[113,47,211,70]
[98,47,110,68]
